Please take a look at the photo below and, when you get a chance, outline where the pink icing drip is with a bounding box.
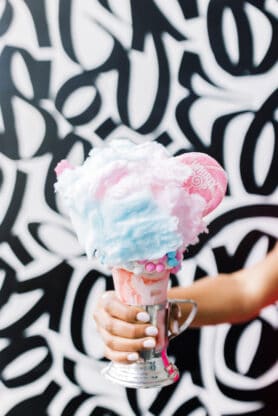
[161,349,170,367]
[161,349,179,381]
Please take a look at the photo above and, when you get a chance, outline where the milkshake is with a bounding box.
[112,251,181,354]
[54,139,227,387]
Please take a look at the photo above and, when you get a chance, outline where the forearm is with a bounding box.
[168,244,278,327]
[168,273,254,327]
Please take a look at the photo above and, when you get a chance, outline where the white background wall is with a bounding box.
[0,1,277,415]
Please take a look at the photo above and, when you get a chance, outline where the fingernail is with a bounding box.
[143,339,156,348]
[127,352,139,361]
[145,326,158,336]
[177,308,182,318]
[136,312,150,322]
[173,320,179,335]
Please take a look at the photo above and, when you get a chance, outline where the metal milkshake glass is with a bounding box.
[102,267,197,388]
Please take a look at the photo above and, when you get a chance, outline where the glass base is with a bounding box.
[102,357,179,389]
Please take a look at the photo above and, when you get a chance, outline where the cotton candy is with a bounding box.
[55,140,227,268]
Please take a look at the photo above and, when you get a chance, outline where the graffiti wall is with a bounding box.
[0,1,277,415]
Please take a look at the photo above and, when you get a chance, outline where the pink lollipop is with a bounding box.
[176,153,227,216]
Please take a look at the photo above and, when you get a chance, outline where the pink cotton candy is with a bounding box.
[176,153,227,216]
[54,160,73,177]
[54,140,227,267]
[95,166,128,199]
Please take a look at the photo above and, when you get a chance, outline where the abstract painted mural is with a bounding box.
[0,1,277,415]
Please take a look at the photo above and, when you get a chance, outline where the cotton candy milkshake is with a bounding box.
[54,139,227,388]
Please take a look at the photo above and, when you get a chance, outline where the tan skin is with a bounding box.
[93,242,278,364]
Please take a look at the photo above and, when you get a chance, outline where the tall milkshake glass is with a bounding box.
[102,267,197,388]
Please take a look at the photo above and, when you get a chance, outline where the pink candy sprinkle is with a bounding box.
[145,262,156,272]
[156,263,165,273]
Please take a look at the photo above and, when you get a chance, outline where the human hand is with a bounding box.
[93,291,181,363]
[93,291,158,363]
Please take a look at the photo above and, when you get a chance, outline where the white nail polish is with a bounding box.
[143,339,156,348]
[145,326,158,336]
[127,352,139,361]
[173,320,179,334]
[136,312,150,322]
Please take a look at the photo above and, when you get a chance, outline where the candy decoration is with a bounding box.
[145,262,156,272]
[176,152,227,216]
[167,258,179,268]
[156,263,165,273]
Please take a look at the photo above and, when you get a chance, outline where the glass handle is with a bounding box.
[167,299,198,340]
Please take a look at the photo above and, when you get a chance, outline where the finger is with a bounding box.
[104,345,140,364]
[93,296,156,340]
[93,301,152,337]
[102,292,150,323]
[97,309,158,339]
[92,305,106,328]
[99,327,156,353]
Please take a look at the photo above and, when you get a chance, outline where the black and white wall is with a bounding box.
[0,1,277,415]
